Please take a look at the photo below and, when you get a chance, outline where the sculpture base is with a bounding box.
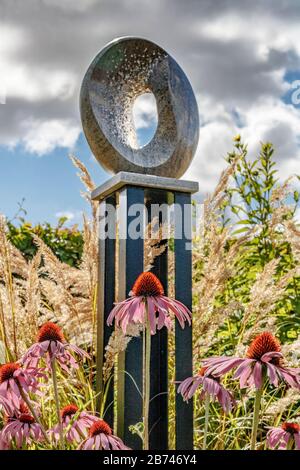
[91,171,199,201]
[92,172,195,450]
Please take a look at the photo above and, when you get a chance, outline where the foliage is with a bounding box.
[0,139,300,450]
[190,137,300,449]
[7,219,83,268]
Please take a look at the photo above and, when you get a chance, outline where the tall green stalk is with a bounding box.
[51,358,65,450]
[17,382,50,444]
[143,308,151,450]
[203,395,210,450]
[250,386,263,450]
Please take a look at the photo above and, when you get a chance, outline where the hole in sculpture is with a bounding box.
[132,92,158,149]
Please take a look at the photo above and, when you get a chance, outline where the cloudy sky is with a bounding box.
[0,0,299,225]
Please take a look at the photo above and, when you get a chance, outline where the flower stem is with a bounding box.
[287,437,294,450]
[203,394,210,450]
[51,358,65,450]
[143,310,151,450]
[16,382,50,444]
[250,386,263,450]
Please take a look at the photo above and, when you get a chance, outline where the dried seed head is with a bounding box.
[132,272,164,297]
[37,322,64,343]
[89,419,112,437]
[61,404,79,420]
[282,422,300,434]
[247,332,281,360]
[19,413,35,424]
[0,363,20,383]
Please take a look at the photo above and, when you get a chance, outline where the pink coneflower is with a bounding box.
[0,410,44,449]
[20,322,90,371]
[49,404,98,443]
[79,419,130,450]
[0,362,45,413]
[267,422,300,450]
[107,272,191,334]
[203,332,300,390]
[178,367,235,413]
[21,322,90,450]
[108,272,191,450]
[0,403,28,450]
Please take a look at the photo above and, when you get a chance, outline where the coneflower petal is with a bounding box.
[278,367,300,389]
[294,433,300,450]
[147,298,156,335]
[261,351,283,363]
[266,362,279,387]
[253,361,263,389]
[267,428,290,449]
[204,358,244,377]
[187,379,202,400]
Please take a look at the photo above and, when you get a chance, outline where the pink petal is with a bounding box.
[252,361,263,389]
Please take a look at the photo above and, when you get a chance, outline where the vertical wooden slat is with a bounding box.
[117,186,144,449]
[146,189,169,450]
[174,192,193,450]
[96,194,116,426]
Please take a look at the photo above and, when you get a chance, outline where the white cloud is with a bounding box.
[55,211,75,220]
[184,120,237,193]
[0,24,27,56]
[3,66,77,102]
[132,93,158,130]
[0,24,27,105]
[22,119,80,155]
[243,98,300,159]
[55,210,82,222]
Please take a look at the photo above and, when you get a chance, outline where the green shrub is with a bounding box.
[7,217,83,267]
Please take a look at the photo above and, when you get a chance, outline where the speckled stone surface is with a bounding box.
[80,37,199,178]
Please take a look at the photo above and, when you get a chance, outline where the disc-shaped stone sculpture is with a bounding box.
[80,37,199,178]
